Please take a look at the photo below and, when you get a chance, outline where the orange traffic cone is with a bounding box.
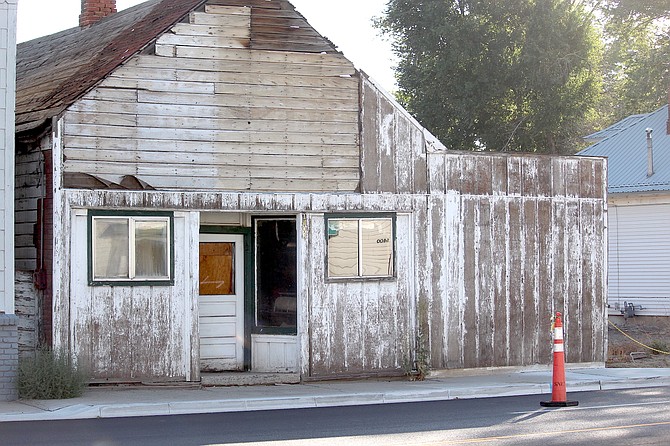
[541,312,578,407]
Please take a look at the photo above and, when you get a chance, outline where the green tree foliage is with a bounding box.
[378,0,603,154]
[596,0,670,121]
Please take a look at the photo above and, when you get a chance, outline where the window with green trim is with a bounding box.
[326,214,395,279]
[89,211,174,285]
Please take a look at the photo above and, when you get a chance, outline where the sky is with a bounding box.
[16,0,398,91]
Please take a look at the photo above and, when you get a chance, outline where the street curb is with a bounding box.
[1,376,669,422]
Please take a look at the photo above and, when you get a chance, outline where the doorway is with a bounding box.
[252,218,298,372]
[198,233,245,371]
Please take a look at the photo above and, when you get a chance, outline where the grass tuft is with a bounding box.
[18,347,89,399]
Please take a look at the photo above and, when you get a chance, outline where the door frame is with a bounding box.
[199,225,253,370]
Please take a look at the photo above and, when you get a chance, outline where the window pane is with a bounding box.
[327,219,359,277]
[361,219,393,276]
[135,220,169,278]
[256,220,297,329]
[94,219,129,279]
[199,242,235,295]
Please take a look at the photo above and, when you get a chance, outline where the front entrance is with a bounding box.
[198,233,245,371]
[197,219,299,375]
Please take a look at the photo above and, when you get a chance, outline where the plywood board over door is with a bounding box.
[199,233,245,371]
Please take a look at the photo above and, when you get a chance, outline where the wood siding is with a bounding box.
[15,270,38,359]
[421,154,607,368]
[61,4,360,193]
[57,181,606,379]
[64,210,197,381]
[305,213,413,377]
[29,1,607,381]
[608,196,670,316]
[15,148,44,271]
[360,76,428,194]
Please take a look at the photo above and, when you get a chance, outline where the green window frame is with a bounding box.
[325,213,396,280]
[88,210,174,286]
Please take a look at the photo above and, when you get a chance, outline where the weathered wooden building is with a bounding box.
[15,0,608,382]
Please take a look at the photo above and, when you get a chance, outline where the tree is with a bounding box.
[378,0,603,154]
[595,0,670,121]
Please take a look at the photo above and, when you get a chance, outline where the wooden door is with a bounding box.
[199,233,244,371]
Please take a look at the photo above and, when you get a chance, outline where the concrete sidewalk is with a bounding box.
[1,366,669,423]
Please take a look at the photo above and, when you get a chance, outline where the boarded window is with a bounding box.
[89,212,173,285]
[327,215,394,279]
[199,242,235,295]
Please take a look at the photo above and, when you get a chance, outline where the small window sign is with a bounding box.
[326,214,395,279]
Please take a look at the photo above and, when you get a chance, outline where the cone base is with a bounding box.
[540,400,579,407]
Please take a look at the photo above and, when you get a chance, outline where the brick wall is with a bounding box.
[0,314,18,401]
[80,0,117,27]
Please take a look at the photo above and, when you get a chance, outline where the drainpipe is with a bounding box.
[646,128,654,177]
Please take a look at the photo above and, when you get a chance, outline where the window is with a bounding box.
[326,214,395,279]
[88,211,173,285]
[254,219,297,333]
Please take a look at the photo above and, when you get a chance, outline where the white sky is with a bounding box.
[16,0,397,91]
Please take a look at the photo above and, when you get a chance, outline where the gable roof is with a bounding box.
[582,113,650,144]
[15,0,338,135]
[578,105,670,194]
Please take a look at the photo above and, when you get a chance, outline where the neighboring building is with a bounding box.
[0,0,18,401]
[15,0,607,383]
[579,98,670,317]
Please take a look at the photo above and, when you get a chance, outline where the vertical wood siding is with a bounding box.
[360,77,428,194]
[61,3,360,193]
[305,213,413,377]
[58,181,606,380]
[66,211,195,380]
[420,154,607,368]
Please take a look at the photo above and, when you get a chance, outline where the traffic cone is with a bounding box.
[541,312,578,407]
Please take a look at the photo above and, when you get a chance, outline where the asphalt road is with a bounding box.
[1,388,669,445]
